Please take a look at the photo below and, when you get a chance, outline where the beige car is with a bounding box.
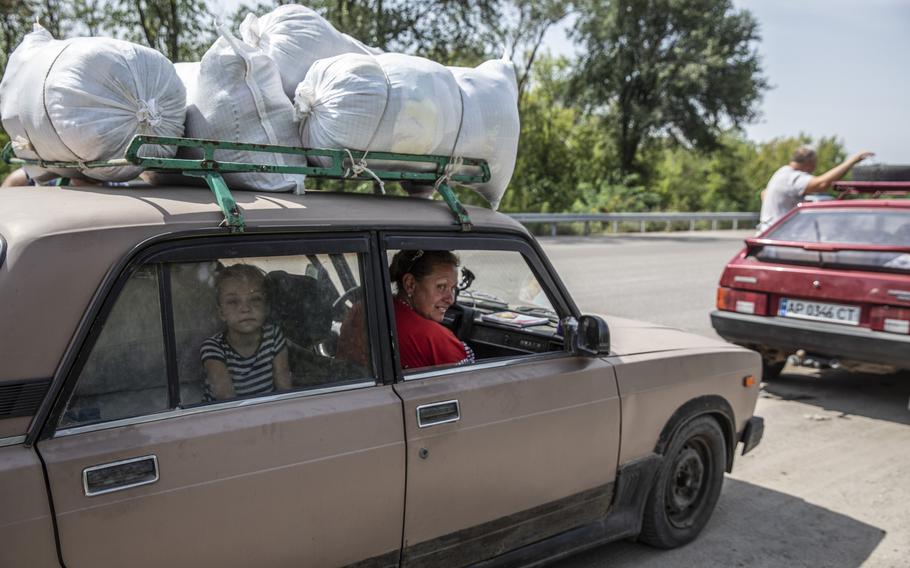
[0,184,762,567]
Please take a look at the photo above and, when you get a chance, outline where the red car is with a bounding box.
[711,181,910,379]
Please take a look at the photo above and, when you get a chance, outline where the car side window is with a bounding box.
[388,246,564,374]
[173,254,372,405]
[60,248,374,430]
[61,266,168,427]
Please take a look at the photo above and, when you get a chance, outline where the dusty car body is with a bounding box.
[711,191,910,377]
[0,184,762,567]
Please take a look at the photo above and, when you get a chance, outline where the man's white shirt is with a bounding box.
[758,165,812,233]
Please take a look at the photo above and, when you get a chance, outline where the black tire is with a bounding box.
[639,416,726,549]
[762,358,785,381]
[851,165,910,182]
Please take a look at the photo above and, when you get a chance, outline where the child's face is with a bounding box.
[218,276,267,335]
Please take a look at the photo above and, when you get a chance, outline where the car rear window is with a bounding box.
[765,208,910,246]
[756,208,910,273]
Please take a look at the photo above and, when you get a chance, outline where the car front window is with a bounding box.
[386,244,564,374]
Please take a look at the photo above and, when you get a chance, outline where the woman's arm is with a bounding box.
[273,346,293,391]
[203,359,236,400]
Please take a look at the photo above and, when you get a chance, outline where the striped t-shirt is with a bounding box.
[200,323,287,399]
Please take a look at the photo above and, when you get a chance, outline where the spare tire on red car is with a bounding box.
[851,164,910,182]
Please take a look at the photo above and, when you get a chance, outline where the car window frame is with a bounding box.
[381,231,580,382]
[38,231,389,441]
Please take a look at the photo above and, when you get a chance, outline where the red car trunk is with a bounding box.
[711,195,910,375]
[721,245,910,328]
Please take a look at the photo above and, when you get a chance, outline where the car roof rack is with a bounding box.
[832,180,910,200]
[1,135,492,233]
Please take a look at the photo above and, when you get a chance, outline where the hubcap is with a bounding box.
[666,439,710,528]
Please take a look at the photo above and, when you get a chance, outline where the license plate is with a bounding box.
[778,298,861,325]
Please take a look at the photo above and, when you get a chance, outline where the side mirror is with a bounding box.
[575,314,611,356]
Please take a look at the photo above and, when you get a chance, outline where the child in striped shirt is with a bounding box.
[201,264,293,400]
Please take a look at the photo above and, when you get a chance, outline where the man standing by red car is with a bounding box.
[757,145,874,233]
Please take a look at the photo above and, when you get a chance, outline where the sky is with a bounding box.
[543,0,909,164]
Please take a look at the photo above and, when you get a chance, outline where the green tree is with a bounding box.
[72,0,110,36]
[569,0,768,178]
[652,142,712,211]
[0,1,35,75]
[0,0,78,75]
[701,133,759,211]
[497,1,570,102]
[106,0,214,61]
[501,56,589,212]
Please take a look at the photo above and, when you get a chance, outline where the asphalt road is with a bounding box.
[538,231,910,568]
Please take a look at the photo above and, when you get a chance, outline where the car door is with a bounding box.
[0,443,59,567]
[385,235,621,567]
[34,235,405,568]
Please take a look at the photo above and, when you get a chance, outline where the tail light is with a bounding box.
[717,287,769,315]
[870,306,910,334]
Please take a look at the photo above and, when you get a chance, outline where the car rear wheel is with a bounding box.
[639,416,726,549]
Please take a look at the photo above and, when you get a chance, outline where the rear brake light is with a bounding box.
[870,306,910,334]
[717,287,769,315]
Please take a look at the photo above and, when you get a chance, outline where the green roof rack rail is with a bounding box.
[2,135,492,233]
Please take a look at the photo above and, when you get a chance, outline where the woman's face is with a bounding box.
[405,263,458,323]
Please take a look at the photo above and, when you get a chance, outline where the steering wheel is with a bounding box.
[331,285,362,320]
[444,303,477,340]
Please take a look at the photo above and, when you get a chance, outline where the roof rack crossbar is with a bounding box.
[2,135,492,232]
[182,171,245,233]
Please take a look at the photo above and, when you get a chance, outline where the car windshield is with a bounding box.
[765,208,910,246]
[455,250,558,321]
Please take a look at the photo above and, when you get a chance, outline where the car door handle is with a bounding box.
[83,455,159,497]
[416,400,460,428]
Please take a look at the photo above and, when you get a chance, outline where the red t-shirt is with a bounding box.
[394,299,473,370]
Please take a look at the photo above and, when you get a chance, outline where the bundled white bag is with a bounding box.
[447,57,520,209]
[240,4,380,99]
[296,53,462,158]
[294,53,519,208]
[182,27,306,193]
[0,24,186,181]
[173,62,200,108]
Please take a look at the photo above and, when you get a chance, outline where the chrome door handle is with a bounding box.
[83,455,159,496]
[416,400,460,428]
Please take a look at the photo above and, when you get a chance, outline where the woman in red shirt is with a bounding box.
[390,250,475,370]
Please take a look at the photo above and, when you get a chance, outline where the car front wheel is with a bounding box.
[639,416,726,549]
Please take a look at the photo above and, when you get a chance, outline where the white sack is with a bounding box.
[173,62,200,107]
[448,57,520,209]
[296,53,462,158]
[240,4,380,99]
[0,24,185,181]
[294,53,519,208]
[182,28,305,193]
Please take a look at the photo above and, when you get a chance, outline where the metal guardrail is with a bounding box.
[508,212,760,236]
